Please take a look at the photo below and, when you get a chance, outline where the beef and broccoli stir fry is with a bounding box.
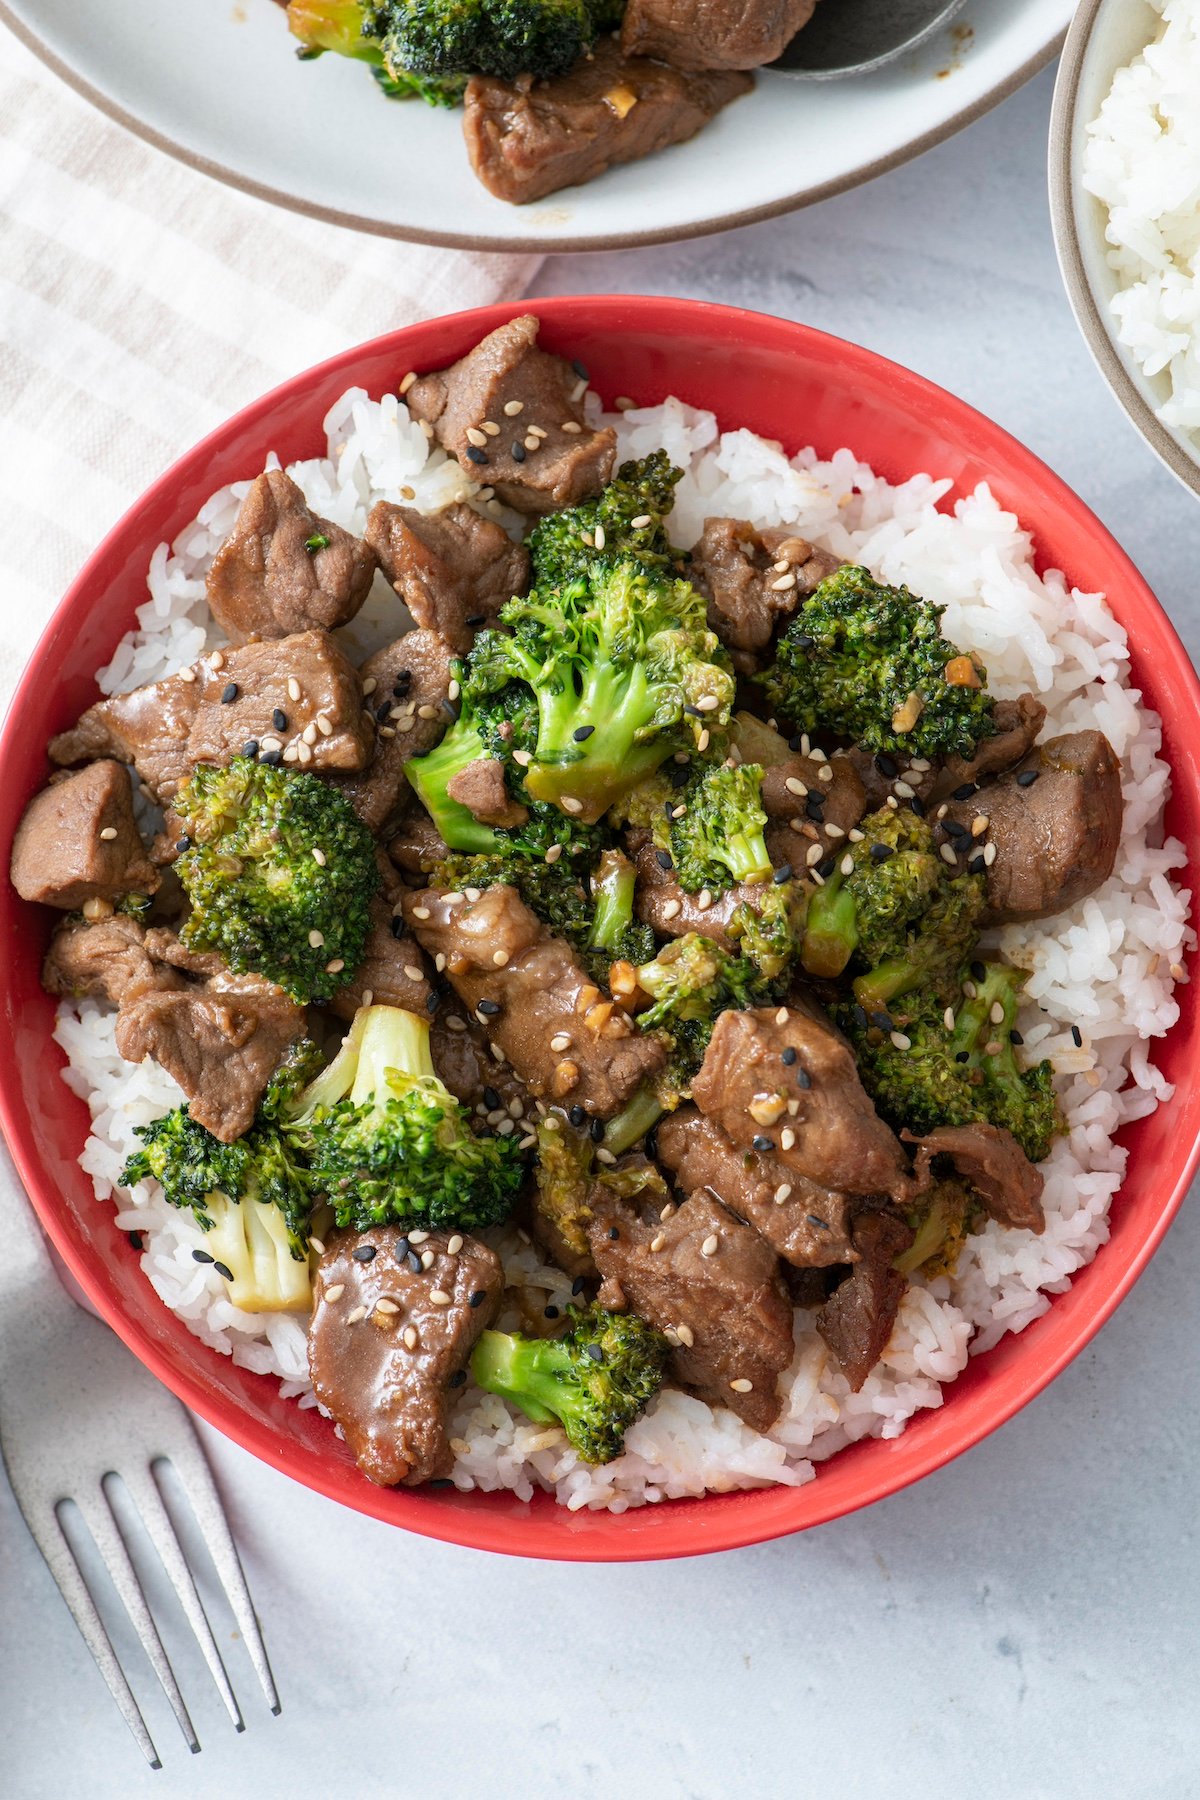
[14,316,1125,1488]
[279,0,818,204]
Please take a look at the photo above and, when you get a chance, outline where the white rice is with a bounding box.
[1082,0,1200,437]
[53,381,1192,1511]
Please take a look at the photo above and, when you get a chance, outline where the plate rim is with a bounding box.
[2,4,1068,252]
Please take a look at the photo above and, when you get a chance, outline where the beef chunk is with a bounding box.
[691,1000,914,1200]
[942,729,1123,923]
[205,470,376,643]
[904,1124,1045,1234]
[632,841,774,951]
[330,631,454,835]
[928,693,1047,804]
[11,762,158,910]
[329,856,431,1024]
[308,1227,503,1487]
[42,913,181,1007]
[656,1108,855,1268]
[402,884,666,1119]
[622,0,817,70]
[692,517,841,665]
[445,756,529,829]
[406,315,615,515]
[389,803,451,878]
[588,1185,793,1432]
[116,931,306,1142]
[465,43,753,208]
[49,632,374,803]
[364,500,528,655]
[760,744,867,872]
[816,1208,913,1392]
[428,1003,529,1117]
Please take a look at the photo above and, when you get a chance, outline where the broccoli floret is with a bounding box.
[121,1046,322,1312]
[635,932,763,1035]
[471,1303,668,1463]
[531,1114,597,1265]
[403,704,510,856]
[587,848,655,971]
[800,806,945,981]
[293,1003,524,1231]
[840,962,1061,1164]
[851,874,986,1013]
[727,882,806,983]
[666,761,772,893]
[375,0,613,83]
[287,2,465,105]
[173,756,379,1004]
[895,1178,982,1278]
[526,453,683,590]
[761,565,996,761]
[458,560,733,824]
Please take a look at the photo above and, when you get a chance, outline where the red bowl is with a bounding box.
[2,296,1197,1561]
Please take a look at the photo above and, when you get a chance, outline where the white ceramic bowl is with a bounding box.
[2,0,1071,251]
[1050,0,1200,499]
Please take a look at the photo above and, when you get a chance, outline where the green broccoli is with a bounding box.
[292,1003,524,1231]
[454,560,733,824]
[172,756,379,1004]
[286,2,466,105]
[530,1113,597,1267]
[727,881,807,983]
[120,1045,322,1312]
[800,805,945,981]
[375,0,618,84]
[839,961,1061,1163]
[851,875,986,1013]
[526,452,683,589]
[665,761,773,893]
[761,565,996,761]
[894,1179,982,1278]
[471,1303,668,1463]
[587,848,656,973]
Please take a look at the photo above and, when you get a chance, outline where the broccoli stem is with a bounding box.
[603,1085,666,1155]
[298,1003,435,1113]
[203,1192,312,1313]
[800,877,859,979]
[286,1,380,60]
[522,660,682,824]
[853,955,922,1011]
[404,718,502,855]
[470,1331,563,1426]
[721,823,773,887]
[588,850,637,953]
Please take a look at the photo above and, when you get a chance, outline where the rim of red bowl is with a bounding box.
[1,296,1197,1563]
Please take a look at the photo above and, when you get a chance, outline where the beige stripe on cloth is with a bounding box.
[0,26,540,708]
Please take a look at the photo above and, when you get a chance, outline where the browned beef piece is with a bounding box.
[842,748,939,815]
[11,762,159,910]
[588,1185,793,1432]
[817,1209,912,1392]
[941,730,1123,923]
[656,1108,855,1268]
[329,856,431,1024]
[364,501,528,655]
[389,804,451,878]
[904,1124,1046,1233]
[205,470,376,644]
[330,631,453,835]
[116,931,306,1142]
[406,315,615,516]
[402,884,666,1119]
[691,1000,915,1200]
[692,518,840,665]
[49,633,373,804]
[429,1003,529,1117]
[42,914,182,1007]
[465,46,753,210]
[308,1227,503,1487]
[622,0,817,70]
[445,757,529,829]
[761,748,867,873]
[633,841,775,951]
[927,693,1047,805]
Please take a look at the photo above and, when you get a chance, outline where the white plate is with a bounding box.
[3,0,1072,250]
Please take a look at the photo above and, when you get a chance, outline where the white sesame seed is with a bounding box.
[650,1233,666,1253]
[939,844,958,866]
[404,965,424,983]
[316,713,334,737]
[729,1378,754,1394]
[840,853,854,875]
[662,898,682,920]
[545,844,563,864]
[963,980,978,999]
[259,735,282,754]
[594,524,606,550]
[695,695,720,712]
[818,764,834,782]
[696,888,713,912]
[362,676,377,695]
[504,398,524,416]
[774,1183,792,1205]
[446,1015,467,1032]
[893,779,915,799]
[785,776,807,797]
[518,1134,537,1150]
[848,828,865,842]
[492,949,510,967]
[984,1040,1003,1057]
[324,1283,345,1302]
[971,814,990,837]
[446,1234,465,1256]
[595,1147,617,1165]
[296,741,313,765]
[550,1033,572,1052]
[910,758,931,772]
[309,1237,326,1255]
[561,420,583,433]
[178,665,197,683]
[325,958,345,974]
[482,421,501,437]
[523,435,540,452]
[890,1030,912,1050]
[825,823,845,839]
[435,952,447,973]
[411,906,431,921]
[409,1230,429,1244]
[282,743,300,764]
[429,1289,452,1306]
[990,1001,1006,1025]
[697,728,711,752]
[560,795,584,815]
[806,843,824,867]
[770,572,797,592]
[418,703,439,719]
[983,842,997,866]
[631,514,652,528]
[659,1201,676,1222]
[448,679,461,702]
[781,1127,796,1150]
[362,990,373,1007]
[773,559,791,574]
[302,722,318,745]
[375,1298,399,1316]
[676,1323,695,1348]
[399,370,417,394]
[421,1248,436,1267]
[308,929,324,948]
[98,826,118,841]
[701,1234,719,1257]
[210,649,225,670]
[512,748,532,767]
[403,1326,418,1349]
[464,888,482,902]
[466,426,488,447]
[775,1008,789,1025]
[346,1304,367,1324]
[944,1007,956,1030]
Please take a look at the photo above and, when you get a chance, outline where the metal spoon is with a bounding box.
[770,0,969,80]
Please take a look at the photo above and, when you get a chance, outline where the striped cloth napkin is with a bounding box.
[0,26,541,710]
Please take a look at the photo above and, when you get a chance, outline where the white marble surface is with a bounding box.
[4,62,1198,1800]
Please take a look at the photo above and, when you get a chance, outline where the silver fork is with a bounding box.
[0,1143,280,1766]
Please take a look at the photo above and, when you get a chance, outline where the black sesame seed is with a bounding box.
[874,753,899,779]
[591,1118,606,1143]
[807,1215,830,1231]
[944,820,971,843]
[607,1226,619,1240]
[477,998,501,1017]
[393,669,413,691]
[511,441,527,463]
[795,1068,812,1090]
[242,741,259,759]
[428,1478,454,1489]
[192,1248,214,1265]
[782,1046,798,1066]
[655,849,674,872]
[389,914,406,939]
[870,843,895,863]
[664,799,676,819]
[954,1050,970,1063]
[793,633,815,651]
[645,1129,658,1161]
[1071,1024,1083,1047]
[353,1244,378,1263]
[968,854,986,874]
[272,708,288,731]
[752,1134,774,1153]
[395,1238,411,1262]
[572,359,589,380]
[851,1004,869,1032]
[571,1276,586,1296]
[1016,769,1040,788]
[544,1304,560,1320]
[377,700,393,722]
[128,1231,143,1251]
[465,614,487,628]
[870,1011,893,1032]
[788,734,804,753]
[586,1342,604,1362]
[952,783,978,801]
[469,1289,488,1308]
[448,1369,467,1388]
[970,959,987,983]
[466,445,488,465]
[805,796,826,821]
[669,762,691,788]
[261,749,282,766]
[175,835,191,853]
[220,682,238,704]
[568,1104,586,1127]
[573,724,595,742]
[483,1086,502,1111]
[909,795,926,818]
[426,990,442,1015]
[1010,1029,1024,1046]
[407,1251,423,1274]
[817,853,837,879]
[212,1261,234,1281]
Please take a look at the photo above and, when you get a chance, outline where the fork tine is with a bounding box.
[18,1503,162,1769]
[72,1485,200,1754]
[114,1468,244,1733]
[157,1441,280,1715]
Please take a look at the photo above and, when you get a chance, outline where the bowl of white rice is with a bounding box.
[2,296,1198,1561]
[1051,0,1200,497]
